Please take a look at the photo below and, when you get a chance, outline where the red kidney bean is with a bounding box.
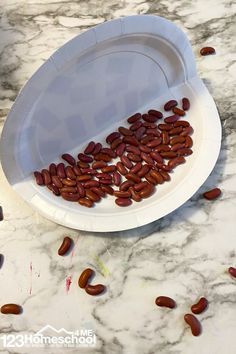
[101,185,114,195]
[161,131,170,145]
[144,173,157,185]
[106,132,121,144]
[61,153,76,166]
[150,170,164,184]
[184,314,201,336]
[114,190,131,198]
[83,180,100,188]
[85,189,101,202]
[200,46,215,56]
[141,152,154,165]
[47,184,60,196]
[150,151,163,164]
[130,162,142,174]
[164,100,178,111]
[96,173,112,180]
[169,127,183,136]
[170,136,186,145]
[168,156,186,169]
[129,186,142,202]
[78,268,94,288]
[102,165,116,173]
[135,126,146,140]
[147,138,162,148]
[62,178,77,187]
[127,112,142,124]
[116,162,128,175]
[177,148,193,156]
[77,183,85,197]
[91,142,102,155]
[77,161,90,168]
[159,170,171,181]
[41,169,51,185]
[139,183,155,198]
[134,181,149,192]
[154,145,171,153]
[142,114,158,123]
[84,141,95,154]
[123,136,139,146]
[99,179,113,185]
[49,163,57,176]
[78,153,93,163]
[158,124,173,131]
[58,236,72,255]
[65,166,76,180]
[127,153,142,162]
[78,198,94,207]
[155,163,171,172]
[116,143,126,157]
[118,126,133,136]
[171,143,185,152]
[61,192,80,201]
[77,175,92,182]
[90,187,105,197]
[203,188,221,200]
[94,153,112,162]
[155,296,176,309]
[34,171,44,185]
[185,136,193,148]
[85,284,106,296]
[137,164,150,177]
[92,161,107,169]
[164,114,180,124]
[174,120,190,127]
[182,97,190,111]
[172,107,185,116]
[126,145,141,155]
[142,122,157,129]
[126,173,141,184]
[73,166,82,176]
[160,151,178,159]
[60,187,77,194]
[140,135,154,144]
[111,138,123,150]
[81,168,97,175]
[228,267,236,278]
[51,177,63,190]
[148,109,163,119]
[146,128,161,137]
[1,304,22,315]
[113,171,122,186]
[120,180,134,191]
[139,144,152,153]
[100,148,116,158]
[191,297,208,314]
[130,121,143,131]
[181,126,194,136]
[121,155,133,169]
[115,198,132,207]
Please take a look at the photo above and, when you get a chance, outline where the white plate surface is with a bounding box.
[0,15,221,231]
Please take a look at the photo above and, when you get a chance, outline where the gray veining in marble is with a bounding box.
[0,0,236,353]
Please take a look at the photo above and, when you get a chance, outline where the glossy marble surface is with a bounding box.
[0,0,236,353]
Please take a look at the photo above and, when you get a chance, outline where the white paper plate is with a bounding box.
[0,15,221,232]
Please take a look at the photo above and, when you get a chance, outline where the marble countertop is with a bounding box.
[0,0,236,353]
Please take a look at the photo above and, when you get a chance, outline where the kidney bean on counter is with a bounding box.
[1,304,22,315]
[78,198,94,207]
[203,188,221,200]
[61,153,76,166]
[168,156,186,169]
[85,284,106,296]
[34,171,44,186]
[58,236,73,256]
[65,166,76,180]
[78,268,95,288]
[115,198,132,207]
[182,97,190,111]
[91,187,105,198]
[228,267,236,278]
[130,120,143,131]
[47,184,60,196]
[200,46,216,56]
[41,169,51,185]
[164,100,178,111]
[91,143,102,155]
[57,163,66,179]
[155,296,176,309]
[148,109,163,119]
[116,143,126,157]
[114,190,131,198]
[120,180,134,191]
[172,107,185,116]
[84,141,95,155]
[49,163,57,176]
[129,187,142,202]
[113,171,122,186]
[139,183,155,198]
[184,314,201,336]
[127,113,142,124]
[191,297,208,314]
